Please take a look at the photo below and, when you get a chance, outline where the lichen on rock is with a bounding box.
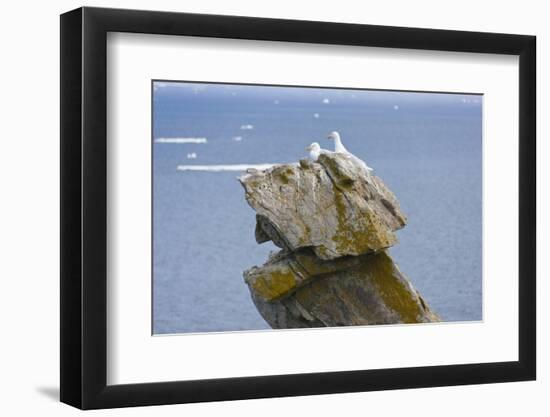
[239,152,439,328]
[239,153,407,260]
[248,250,439,327]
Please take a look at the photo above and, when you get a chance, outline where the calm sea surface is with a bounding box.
[153,82,482,334]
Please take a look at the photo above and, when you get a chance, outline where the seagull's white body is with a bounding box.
[305,142,323,161]
[328,131,349,154]
[327,131,374,174]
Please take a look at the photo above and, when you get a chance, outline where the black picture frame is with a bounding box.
[60,6,536,410]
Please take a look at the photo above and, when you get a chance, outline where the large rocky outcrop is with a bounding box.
[241,154,406,260]
[239,152,439,328]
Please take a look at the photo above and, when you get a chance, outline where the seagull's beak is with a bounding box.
[305,145,312,151]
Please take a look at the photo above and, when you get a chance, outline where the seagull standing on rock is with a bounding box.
[327,131,374,174]
[305,142,324,162]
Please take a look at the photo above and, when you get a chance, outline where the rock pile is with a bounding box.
[239,153,439,328]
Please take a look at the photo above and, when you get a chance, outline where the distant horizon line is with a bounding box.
[152,79,484,97]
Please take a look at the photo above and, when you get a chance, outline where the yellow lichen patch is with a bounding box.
[246,265,298,301]
[330,182,396,255]
[279,251,434,326]
[245,179,261,189]
[365,252,424,323]
[331,182,351,252]
[296,221,312,246]
[271,165,296,185]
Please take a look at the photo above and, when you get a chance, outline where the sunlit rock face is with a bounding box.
[239,152,439,328]
[240,153,407,260]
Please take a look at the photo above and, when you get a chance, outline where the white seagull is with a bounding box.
[305,142,323,162]
[327,131,374,174]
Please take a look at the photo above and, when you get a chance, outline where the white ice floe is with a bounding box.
[393,105,399,110]
[322,98,330,104]
[186,152,197,159]
[313,113,320,119]
[240,124,254,130]
[177,163,276,172]
[155,137,207,144]
[232,136,243,142]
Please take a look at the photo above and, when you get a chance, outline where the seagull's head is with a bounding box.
[327,131,340,141]
[305,142,321,152]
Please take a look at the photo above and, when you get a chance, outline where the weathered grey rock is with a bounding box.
[239,153,406,260]
[245,249,439,327]
[240,152,439,328]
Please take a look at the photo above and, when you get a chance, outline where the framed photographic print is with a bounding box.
[60,6,536,409]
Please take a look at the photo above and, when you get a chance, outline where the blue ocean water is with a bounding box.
[153,82,482,334]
